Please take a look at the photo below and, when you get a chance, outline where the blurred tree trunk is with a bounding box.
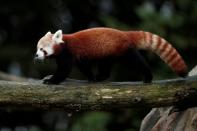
[140,65,197,131]
[0,71,27,81]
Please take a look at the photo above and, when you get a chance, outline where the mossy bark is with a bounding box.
[0,76,196,111]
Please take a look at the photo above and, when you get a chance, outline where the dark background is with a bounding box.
[0,0,196,131]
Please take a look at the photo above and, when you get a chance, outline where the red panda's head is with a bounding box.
[35,30,64,60]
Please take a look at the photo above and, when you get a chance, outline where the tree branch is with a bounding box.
[0,76,196,111]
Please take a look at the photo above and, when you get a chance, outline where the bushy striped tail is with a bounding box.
[128,31,188,77]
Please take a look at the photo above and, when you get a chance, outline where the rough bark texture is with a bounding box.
[0,76,196,111]
[140,107,197,131]
[140,66,197,131]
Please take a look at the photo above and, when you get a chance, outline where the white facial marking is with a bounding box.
[52,30,64,44]
[36,49,44,60]
[36,46,54,60]
[45,46,54,56]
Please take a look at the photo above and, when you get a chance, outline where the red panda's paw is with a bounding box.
[43,76,61,85]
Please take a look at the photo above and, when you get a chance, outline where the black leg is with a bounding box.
[77,59,96,82]
[123,49,153,83]
[43,52,73,84]
[136,52,153,83]
[96,58,113,82]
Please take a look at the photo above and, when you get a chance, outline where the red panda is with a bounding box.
[35,27,188,84]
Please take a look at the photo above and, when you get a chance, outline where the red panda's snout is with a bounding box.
[35,48,45,60]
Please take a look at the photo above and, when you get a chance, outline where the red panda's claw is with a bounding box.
[43,79,54,84]
[43,77,60,84]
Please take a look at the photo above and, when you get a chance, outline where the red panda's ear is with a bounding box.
[45,31,52,37]
[52,30,64,44]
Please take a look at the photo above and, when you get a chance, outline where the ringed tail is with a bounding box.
[128,31,188,77]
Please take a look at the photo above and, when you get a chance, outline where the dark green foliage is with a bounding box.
[0,0,196,131]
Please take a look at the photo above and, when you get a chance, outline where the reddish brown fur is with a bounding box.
[63,28,131,59]
[53,44,63,56]
[56,27,187,76]
[126,31,187,76]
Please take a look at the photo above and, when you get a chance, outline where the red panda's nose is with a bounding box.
[34,54,39,61]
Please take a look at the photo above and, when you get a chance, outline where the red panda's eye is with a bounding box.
[40,48,43,51]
